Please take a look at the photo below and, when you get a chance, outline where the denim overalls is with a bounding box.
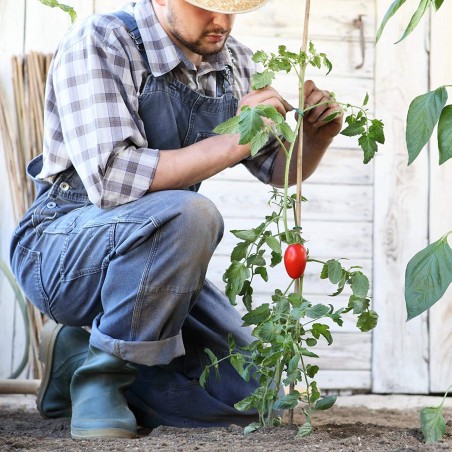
[10,12,260,427]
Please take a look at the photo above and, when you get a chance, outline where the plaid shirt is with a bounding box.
[38,0,279,207]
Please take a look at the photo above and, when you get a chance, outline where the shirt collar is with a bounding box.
[133,0,233,76]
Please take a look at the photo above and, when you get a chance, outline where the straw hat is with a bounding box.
[185,0,268,14]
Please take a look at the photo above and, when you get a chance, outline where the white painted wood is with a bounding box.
[428,1,452,393]
[0,0,26,379]
[310,370,371,391]
[372,1,430,393]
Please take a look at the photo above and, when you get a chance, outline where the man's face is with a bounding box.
[156,0,236,60]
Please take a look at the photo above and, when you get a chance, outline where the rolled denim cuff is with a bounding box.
[90,316,185,366]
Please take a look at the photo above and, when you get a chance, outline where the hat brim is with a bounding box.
[184,0,268,14]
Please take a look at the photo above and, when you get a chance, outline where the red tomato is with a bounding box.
[284,244,307,279]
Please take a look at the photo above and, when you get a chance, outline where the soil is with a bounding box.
[1,398,451,452]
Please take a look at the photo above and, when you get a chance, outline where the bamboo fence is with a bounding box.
[0,52,53,381]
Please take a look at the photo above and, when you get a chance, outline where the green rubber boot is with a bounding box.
[37,320,89,418]
[70,345,138,439]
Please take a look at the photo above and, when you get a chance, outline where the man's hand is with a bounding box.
[303,80,343,143]
[238,85,293,118]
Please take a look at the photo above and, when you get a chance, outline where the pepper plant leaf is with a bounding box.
[405,232,452,320]
[376,0,407,42]
[406,87,448,165]
[420,406,446,443]
[437,105,452,164]
[395,0,430,44]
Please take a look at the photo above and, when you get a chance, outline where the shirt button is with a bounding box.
[46,202,57,209]
[60,182,70,191]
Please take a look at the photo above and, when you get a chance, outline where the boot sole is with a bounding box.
[71,427,137,439]
[36,320,64,418]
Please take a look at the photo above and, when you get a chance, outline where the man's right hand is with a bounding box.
[237,86,293,118]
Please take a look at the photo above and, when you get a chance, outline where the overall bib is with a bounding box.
[10,12,259,427]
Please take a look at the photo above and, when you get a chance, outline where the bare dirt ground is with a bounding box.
[0,395,451,451]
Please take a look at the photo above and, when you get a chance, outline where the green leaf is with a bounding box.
[340,116,366,137]
[251,70,275,90]
[300,347,319,358]
[348,295,370,314]
[376,0,407,42]
[239,107,265,144]
[199,367,209,387]
[249,130,269,156]
[242,303,271,326]
[420,406,446,443]
[276,122,295,143]
[305,338,317,347]
[254,266,268,282]
[311,323,333,345]
[327,259,343,284]
[323,111,342,122]
[244,422,261,435]
[273,391,301,410]
[231,242,248,261]
[224,261,250,305]
[252,50,268,64]
[231,229,258,242]
[437,105,452,164]
[396,0,430,44]
[230,354,246,378]
[406,87,448,165]
[356,310,379,332]
[235,395,256,412]
[350,272,370,298]
[297,421,313,437]
[265,236,282,254]
[213,115,240,135]
[255,105,284,124]
[358,133,378,164]
[405,233,452,320]
[314,395,337,411]
[306,304,330,320]
[38,0,77,22]
[369,119,385,144]
[432,0,445,10]
[363,92,369,106]
[306,364,319,378]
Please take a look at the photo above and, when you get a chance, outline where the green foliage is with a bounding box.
[406,87,449,165]
[405,232,452,320]
[376,0,445,43]
[420,385,451,443]
[38,0,77,23]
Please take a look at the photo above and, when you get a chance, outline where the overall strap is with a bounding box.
[112,10,150,68]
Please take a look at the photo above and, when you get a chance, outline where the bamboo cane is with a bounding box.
[289,0,312,426]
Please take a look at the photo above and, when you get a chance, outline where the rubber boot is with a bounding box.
[70,345,138,439]
[37,320,89,418]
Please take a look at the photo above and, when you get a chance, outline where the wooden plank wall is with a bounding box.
[201,0,376,392]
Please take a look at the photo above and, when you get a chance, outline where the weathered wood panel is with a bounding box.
[372,1,430,393]
[428,1,452,393]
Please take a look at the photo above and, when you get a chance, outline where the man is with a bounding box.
[10,0,343,440]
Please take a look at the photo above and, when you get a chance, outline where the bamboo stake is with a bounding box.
[289,0,312,427]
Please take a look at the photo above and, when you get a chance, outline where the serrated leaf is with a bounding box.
[306,364,319,378]
[213,115,240,134]
[255,105,284,124]
[250,129,270,156]
[437,105,452,164]
[235,395,256,412]
[288,354,300,373]
[251,70,275,90]
[242,303,270,326]
[327,259,343,284]
[349,295,370,315]
[356,310,379,332]
[369,119,385,144]
[231,229,258,242]
[420,406,446,443]
[224,261,250,305]
[340,117,366,137]
[265,235,281,254]
[252,50,268,64]
[406,87,448,165]
[350,272,370,297]
[231,242,248,261]
[306,304,330,319]
[433,0,445,10]
[405,233,452,320]
[300,347,319,358]
[255,266,268,282]
[359,133,378,164]
[376,0,407,42]
[239,107,265,144]
[276,122,295,143]
[199,367,209,387]
[312,323,333,345]
[315,395,337,411]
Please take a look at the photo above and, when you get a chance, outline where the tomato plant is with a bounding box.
[200,2,381,436]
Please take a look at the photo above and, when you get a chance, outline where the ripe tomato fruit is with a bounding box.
[284,243,307,279]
